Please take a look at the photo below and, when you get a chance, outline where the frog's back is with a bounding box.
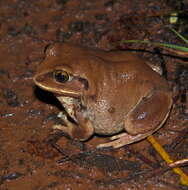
[87,50,171,135]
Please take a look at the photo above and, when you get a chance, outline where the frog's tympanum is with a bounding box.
[33,43,172,148]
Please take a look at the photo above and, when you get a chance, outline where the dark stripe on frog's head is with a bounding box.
[74,76,89,90]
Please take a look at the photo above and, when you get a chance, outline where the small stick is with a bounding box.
[147,135,188,186]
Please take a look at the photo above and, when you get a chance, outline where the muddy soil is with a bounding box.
[0,0,188,190]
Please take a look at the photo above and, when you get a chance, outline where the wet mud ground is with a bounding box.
[0,0,188,189]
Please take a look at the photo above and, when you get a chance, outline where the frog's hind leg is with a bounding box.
[97,89,172,149]
[97,132,151,149]
[124,89,172,135]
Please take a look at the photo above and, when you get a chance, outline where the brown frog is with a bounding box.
[33,43,172,148]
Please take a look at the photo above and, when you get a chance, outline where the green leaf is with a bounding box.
[121,40,188,52]
[169,28,188,44]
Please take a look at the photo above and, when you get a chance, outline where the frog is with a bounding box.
[33,43,172,149]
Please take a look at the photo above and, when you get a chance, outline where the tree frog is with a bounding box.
[33,43,172,148]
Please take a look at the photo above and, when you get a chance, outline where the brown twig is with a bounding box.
[162,46,188,58]
[96,158,188,186]
[143,158,188,180]
[169,158,188,168]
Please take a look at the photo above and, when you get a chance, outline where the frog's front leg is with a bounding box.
[53,112,74,136]
[97,89,172,149]
[53,111,94,141]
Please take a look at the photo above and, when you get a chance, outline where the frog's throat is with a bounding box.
[56,96,79,124]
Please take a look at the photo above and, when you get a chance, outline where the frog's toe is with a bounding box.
[57,112,67,120]
[110,132,128,140]
[97,133,148,149]
[97,138,128,149]
[53,124,68,131]
[97,141,119,149]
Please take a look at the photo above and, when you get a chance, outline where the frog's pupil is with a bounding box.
[54,71,69,83]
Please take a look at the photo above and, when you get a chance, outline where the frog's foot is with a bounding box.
[57,112,68,122]
[54,112,74,132]
[53,114,94,141]
[97,132,149,149]
[53,124,70,134]
[53,112,69,133]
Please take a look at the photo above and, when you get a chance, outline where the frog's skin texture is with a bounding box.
[33,43,172,148]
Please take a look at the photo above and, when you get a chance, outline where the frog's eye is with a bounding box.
[53,70,70,83]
